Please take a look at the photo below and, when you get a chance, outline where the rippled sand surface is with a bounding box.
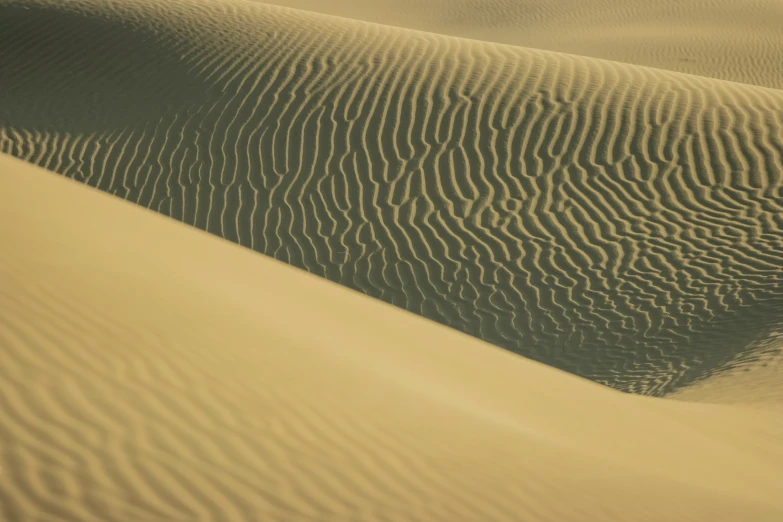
[2,154,783,521]
[2,0,783,394]
[266,0,783,89]
[1,0,782,518]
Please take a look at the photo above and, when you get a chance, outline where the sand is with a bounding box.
[264,0,783,89]
[2,0,783,395]
[1,152,783,521]
[671,330,783,406]
[1,0,782,518]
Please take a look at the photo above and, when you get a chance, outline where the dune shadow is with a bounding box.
[2,0,783,395]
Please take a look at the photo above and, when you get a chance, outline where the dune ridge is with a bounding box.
[2,0,783,394]
[264,0,783,89]
[2,153,783,521]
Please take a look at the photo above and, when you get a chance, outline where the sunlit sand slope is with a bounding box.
[2,0,783,395]
[2,153,783,521]
[266,0,783,89]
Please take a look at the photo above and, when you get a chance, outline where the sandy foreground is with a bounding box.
[1,155,783,521]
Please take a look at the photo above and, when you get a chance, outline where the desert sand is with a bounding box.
[1,0,782,518]
[1,0,783,396]
[265,0,783,89]
[2,153,783,521]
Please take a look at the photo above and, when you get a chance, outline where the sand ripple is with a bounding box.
[2,153,783,521]
[2,0,783,394]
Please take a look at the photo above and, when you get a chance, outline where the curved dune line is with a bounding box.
[262,0,783,89]
[2,0,783,394]
[1,154,783,520]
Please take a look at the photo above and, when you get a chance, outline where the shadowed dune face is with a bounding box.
[2,0,783,394]
[0,2,210,131]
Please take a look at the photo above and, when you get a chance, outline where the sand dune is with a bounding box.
[2,0,783,395]
[671,330,783,406]
[265,0,783,89]
[1,152,783,521]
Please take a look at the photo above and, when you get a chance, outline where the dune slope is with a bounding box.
[2,0,783,394]
[265,0,783,89]
[2,152,783,521]
[671,330,783,406]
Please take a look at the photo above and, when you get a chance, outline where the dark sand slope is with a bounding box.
[2,0,783,395]
[266,0,783,89]
[2,153,783,521]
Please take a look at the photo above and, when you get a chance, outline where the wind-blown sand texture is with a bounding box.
[2,0,783,395]
[671,331,783,406]
[2,153,783,521]
[266,0,783,89]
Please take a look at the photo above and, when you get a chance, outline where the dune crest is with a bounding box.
[265,0,783,89]
[2,153,783,521]
[2,0,783,395]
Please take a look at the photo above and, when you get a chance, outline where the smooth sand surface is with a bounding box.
[2,152,783,521]
[2,0,783,395]
[265,0,783,89]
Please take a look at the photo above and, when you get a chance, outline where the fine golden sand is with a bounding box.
[2,153,783,521]
[265,0,783,89]
[1,0,782,519]
[2,0,783,396]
